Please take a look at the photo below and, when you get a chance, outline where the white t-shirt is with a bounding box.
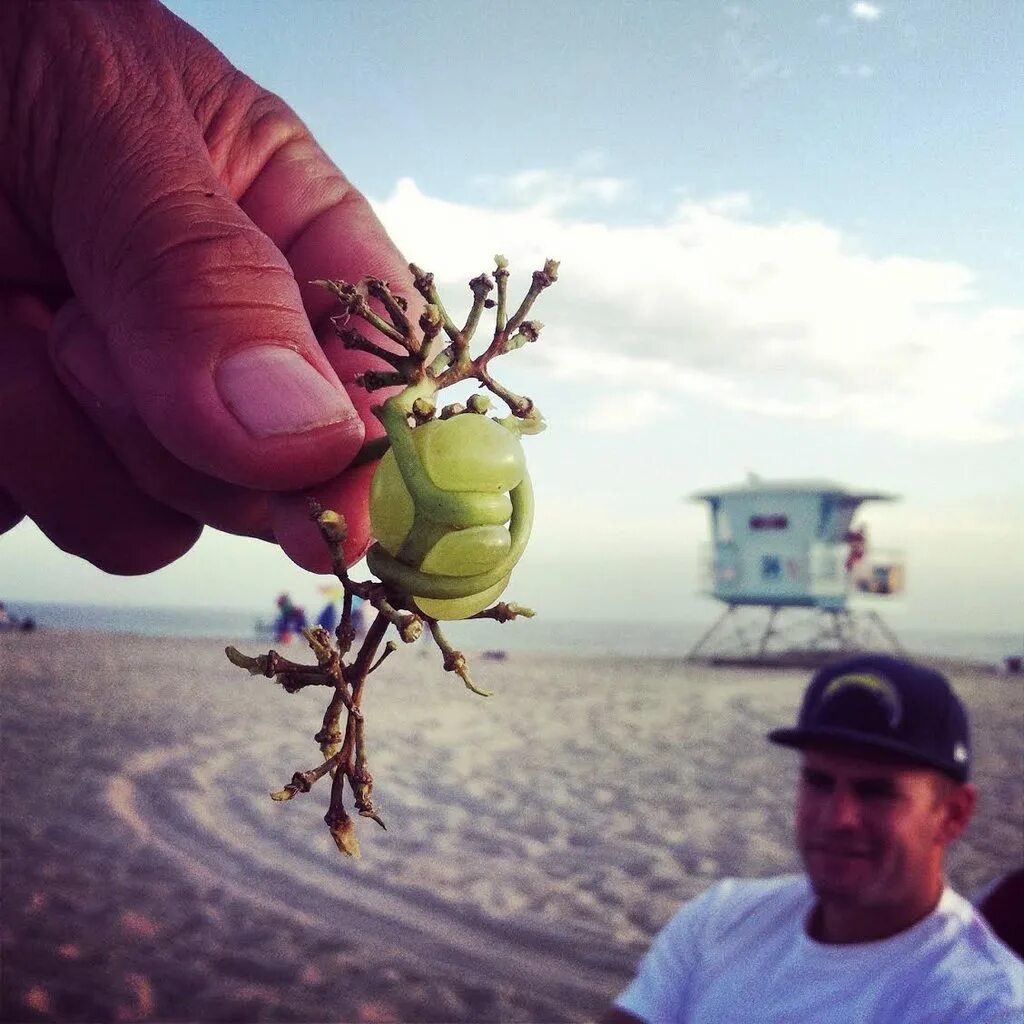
[615,875,1024,1024]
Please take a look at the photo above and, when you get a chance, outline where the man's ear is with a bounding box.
[940,782,976,843]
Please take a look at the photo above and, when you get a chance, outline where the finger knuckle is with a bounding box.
[115,196,291,300]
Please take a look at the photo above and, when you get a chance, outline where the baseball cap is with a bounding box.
[768,654,971,782]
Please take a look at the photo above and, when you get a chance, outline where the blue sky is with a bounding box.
[3,1,1021,631]
[169,0,1023,302]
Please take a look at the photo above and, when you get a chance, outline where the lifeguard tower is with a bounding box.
[687,476,905,665]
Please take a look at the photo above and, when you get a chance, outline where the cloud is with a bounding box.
[718,6,791,84]
[850,2,883,21]
[838,63,875,78]
[476,168,630,212]
[372,176,1023,444]
[572,390,676,434]
[721,28,792,84]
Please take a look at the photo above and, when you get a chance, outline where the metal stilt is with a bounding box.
[685,605,736,660]
[686,605,903,666]
[866,610,904,653]
[757,606,779,656]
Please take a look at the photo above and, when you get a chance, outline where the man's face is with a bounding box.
[796,747,971,913]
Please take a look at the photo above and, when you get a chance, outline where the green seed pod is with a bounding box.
[368,408,533,620]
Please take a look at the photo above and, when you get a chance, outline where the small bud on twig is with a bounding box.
[427,620,493,697]
[368,642,398,674]
[317,510,347,544]
[469,602,536,623]
[327,813,361,858]
[398,615,423,644]
[270,770,315,802]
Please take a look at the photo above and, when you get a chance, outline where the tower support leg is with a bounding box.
[685,605,736,660]
[757,606,779,657]
[866,610,904,653]
[686,605,903,665]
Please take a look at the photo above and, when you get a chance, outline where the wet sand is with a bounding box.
[1,630,1021,1023]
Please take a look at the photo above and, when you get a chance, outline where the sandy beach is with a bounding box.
[1,629,1021,1023]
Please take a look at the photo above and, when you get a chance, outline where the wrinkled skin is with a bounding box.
[0,0,410,574]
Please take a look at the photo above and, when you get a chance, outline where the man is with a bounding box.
[604,654,1024,1024]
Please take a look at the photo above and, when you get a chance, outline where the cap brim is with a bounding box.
[767,726,966,781]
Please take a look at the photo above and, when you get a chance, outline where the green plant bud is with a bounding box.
[369,414,532,619]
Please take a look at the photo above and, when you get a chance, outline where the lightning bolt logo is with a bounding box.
[821,672,902,729]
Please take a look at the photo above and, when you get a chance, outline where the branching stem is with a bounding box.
[228,256,556,856]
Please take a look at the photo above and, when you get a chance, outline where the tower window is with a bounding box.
[750,514,788,530]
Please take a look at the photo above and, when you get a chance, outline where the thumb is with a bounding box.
[48,72,362,491]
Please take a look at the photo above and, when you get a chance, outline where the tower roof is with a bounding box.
[692,476,898,502]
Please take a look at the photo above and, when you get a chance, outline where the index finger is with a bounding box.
[197,75,416,340]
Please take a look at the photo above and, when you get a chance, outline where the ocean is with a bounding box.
[4,599,1020,667]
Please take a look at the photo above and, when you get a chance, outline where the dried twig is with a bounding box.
[226,257,556,856]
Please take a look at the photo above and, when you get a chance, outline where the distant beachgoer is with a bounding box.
[315,584,343,634]
[274,593,306,644]
[316,599,339,634]
[350,595,365,637]
[844,524,867,574]
[0,601,31,631]
[602,655,1024,1024]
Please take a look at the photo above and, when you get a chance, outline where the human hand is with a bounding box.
[0,0,411,575]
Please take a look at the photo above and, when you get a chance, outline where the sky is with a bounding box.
[2,0,1022,632]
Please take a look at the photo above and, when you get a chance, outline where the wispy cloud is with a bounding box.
[508,170,628,207]
[473,167,630,213]
[838,63,875,78]
[721,27,792,85]
[373,176,1023,444]
[850,1,883,22]
[719,6,791,84]
[573,390,675,434]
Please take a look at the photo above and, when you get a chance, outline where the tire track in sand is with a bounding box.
[105,742,627,1017]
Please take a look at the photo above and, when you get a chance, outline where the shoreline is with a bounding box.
[1,623,1014,672]
[4,599,1021,667]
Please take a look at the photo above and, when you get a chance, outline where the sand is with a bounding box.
[1,630,1021,1023]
